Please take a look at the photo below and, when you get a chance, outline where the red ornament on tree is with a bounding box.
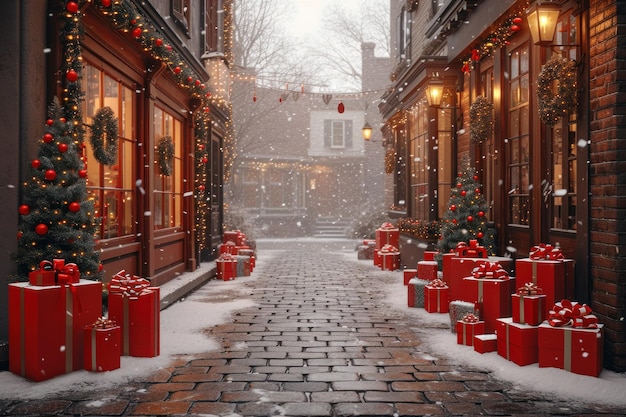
[475,188,480,194]
[66,1,79,14]
[201,156,208,164]
[450,204,457,212]
[513,17,523,24]
[337,102,345,113]
[510,25,521,32]
[467,215,474,222]
[471,49,480,61]
[44,169,57,181]
[18,205,30,216]
[473,175,479,181]
[66,69,78,82]
[46,119,54,126]
[35,224,49,236]
[195,80,201,87]
[101,0,111,7]
[187,76,193,83]
[478,211,485,217]
[43,133,54,143]
[32,159,41,169]
[68,202,80,213]
[456,183,463,188]
[16,231,23,240]
[452,219,458,224]
[58,143,68,153]
[461,190,467,197]
[132,27,142,38]
[60,117,66,123]
[477,231,484,238]
[174,66,181,74]
[198,184,205,191]
[155,38,163,47]
[78,169,87,178]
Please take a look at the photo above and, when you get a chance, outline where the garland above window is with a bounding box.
[90,106,118,166]
[537,55,577,126]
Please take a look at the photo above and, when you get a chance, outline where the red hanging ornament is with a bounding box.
[510,25,521,32]
[279,97,283,103]
[174,66,181,74]
[18,205,30,216]
[201,156,208,164]
[475,188,481,194]
[68,202,81,213]
[471,49,480,61]
[450,204,457,212]
[16,231,23,240]
[101,0,111,7]
[35,224,49,236]
[477,231,484,239]
[195,79,201,87]
[473,175,479,181]
[132,27,142,38]
[467,215,474,222]
[66,1,79,14]
[32,159,41,169]
[46,119,54,126]
[78,169,87,178]
[155,38,163,47]
[198,184,205,191]
[461,190,467,197]
[252,95,257,102]
[456,182,463,188]
[452,219,458,224]
[44,169,57,181]
[60,117,66,123]
[66,69,78,82]
[43,133,54,143]
[478,211,485,217]
[198,144,205,150]
[513,17,523,24]
[58,143,68,153]
[187,76,193,83]
[206,92,211,98]
[337,101,345,113]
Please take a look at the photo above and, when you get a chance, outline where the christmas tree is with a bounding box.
[437,159,496,256]
[13,98,101,280]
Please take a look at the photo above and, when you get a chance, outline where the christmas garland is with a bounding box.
[384,148,395,174]
[157,136,175,176]
[537,55,577,126]
[90,106,118,165]
[469,96,494,143]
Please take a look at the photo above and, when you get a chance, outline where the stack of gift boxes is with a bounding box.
[447,243,603,377]
[216,230,255,280]
[9,262,160,382]
[356,239,376,260]
[406,251,442,310]
[374,222,400,271]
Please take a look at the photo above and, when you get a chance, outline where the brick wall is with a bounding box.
[588,0,626,372]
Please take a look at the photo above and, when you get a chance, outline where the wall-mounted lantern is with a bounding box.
[526,2,560,46]
[425,78,444,108]
[362,122,373,140]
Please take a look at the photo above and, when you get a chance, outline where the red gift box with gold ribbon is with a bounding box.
[424,279,449,313]
[455,240,487,258]
[8,279,102,381]
[378,244,400,271]
[455,314,485,346]
[375,222,399,250]
[511,283,546,326]
[217,253,237,280]
[83,317,121,372]
[28,259,80,286]
[496,317,538,366]
[463,262,515,333]
[538,300,603,376]
[107,271,160,358]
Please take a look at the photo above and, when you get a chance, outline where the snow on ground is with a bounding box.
[337,248,626,407]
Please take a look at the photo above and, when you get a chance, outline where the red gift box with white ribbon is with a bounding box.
[107,270,160,358]
[456,313,485,346]
[511,283,546,326]
[455,240,487,258]
[375,222,399,250]
[496,317,538,366]
[9,279,102,381]
[538,300,603,376]
[378,244,400,271]
[83,317,121,372]
[217,253,237,280]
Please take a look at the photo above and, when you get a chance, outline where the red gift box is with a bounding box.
[512,287,546,326]
[455,240,487,258]
[219,241,238,255]
[423,251,437,261]
[223,230,246,245]
[238,249,256,271]
[107,272,160,357]
[442,254,514,304]
[474,334,497,353]
[28,260,57,286]
[84,318,121,372]
[403,269,417,285]
[456,314,485,346]
[407,278,428,308]
[496,318,538,366]
[217,254,237,280]
[424,280,449,313]
[9,280,102,381]
[417,260,438,280]
[463,263,515,333]
[538,322,603,377]
[516,257,575,313]
[375,222,399,249]
[378,244,400,271]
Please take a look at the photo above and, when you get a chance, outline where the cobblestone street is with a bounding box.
[1,239,624,416]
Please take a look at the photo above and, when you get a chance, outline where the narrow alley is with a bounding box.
[1,239,624,416]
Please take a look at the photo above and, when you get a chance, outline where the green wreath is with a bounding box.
[469,96,494,143]
[537,55,577,126]
[157,136,175,176]
[90,106,118,165]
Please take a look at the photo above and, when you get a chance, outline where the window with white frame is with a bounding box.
[323,119,353,149]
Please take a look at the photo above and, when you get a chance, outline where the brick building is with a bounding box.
[380,0,626,371]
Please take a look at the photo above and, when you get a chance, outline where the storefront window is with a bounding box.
[154,107,183,229]
[507,44,530,225]
[82,63,135,239]
[409,101,429,219]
